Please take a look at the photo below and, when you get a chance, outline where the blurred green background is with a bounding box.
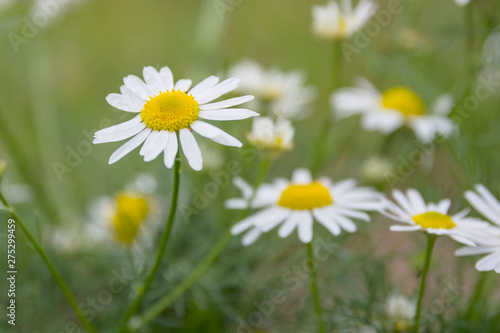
[1,0,500,332]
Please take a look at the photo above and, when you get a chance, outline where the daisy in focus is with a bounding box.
[227,168,381,245]
[94,66,258,171]
[332,78,456,143]
[228,59,316,119]
[247,116,294,152]
[455,185,500,273]
[311,0,378,40]
[379,189,492,246]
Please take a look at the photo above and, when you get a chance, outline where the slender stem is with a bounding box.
[311,41,342,175]
[0,192,97,332]
[128,157,271,331]
[465,272,487,320]
[307,242,326,333]
[119,153,182,332]
[412,234,437,333]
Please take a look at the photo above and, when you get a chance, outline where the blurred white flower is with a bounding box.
[360,156,393,185]
[228,59,316,119]
[454,0,470,6]
[379,188,492,246]
[227,168,381,245]
[94,66,258,171]
[31,0,85,25]
[247,117,294,151]
[311,0,378,40]
[386,294,415,332]
[455,185,500,273]
[332,78,456,143]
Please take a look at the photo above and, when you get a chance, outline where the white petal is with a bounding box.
[106,93,143,112]
[476,252,500,271]
[200,95,255,110]
[331,214,357,232]
[390,225,421,232]
[278,212,301,238]
[190,121,242,147]
[108,129,151,164]
[195,78,240,105]
[313,209,341,236]
[188,76,219,98]
[163,132,178,169]
[242,228,262,246]
[141,131,169,162]
[198,109,259,121]
[143,66,165,94]
[291,169,313,184]
[407,189,427,213]
[297,211,314,243]
[174,79,192,92]
[123,75,150,100]
[93,116,145,144]
[159,67,174,90]
[455,246,497,256]
[431,94,454,116]
[225,199,249,210]
[179,128,203,171]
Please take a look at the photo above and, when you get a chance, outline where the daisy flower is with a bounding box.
[85,173,160,249]
[455,185,500,273]
[227,168,381,245]
[379,189,492,246]
[93,66,258,171]
[311,0,378,40]
[228,59,316,119]
[454,0,470,6]
[386,294,415,332]
[247,117,294,152]
[332,78,456,143]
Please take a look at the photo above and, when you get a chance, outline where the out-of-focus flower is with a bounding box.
[332,78,456,143]
[455,185,500,273]
[379,188,492,246]
[360,156,393,185]
[228,59,316,119]
[454,0,470,6]
[247,117,294,152]
[397,28,433,52]
[311,0,378,40]
[31,0,85,25]
[94,66,258,171]
[386,294,415,332]
[227,168,381,245]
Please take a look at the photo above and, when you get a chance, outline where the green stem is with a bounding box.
[0,192,97,332]
[118,153,182,332]
[127,157,271,331]
[307,242,326,333]
[412,234,437,333]
[465,272,487,320]
[311,41,342,175]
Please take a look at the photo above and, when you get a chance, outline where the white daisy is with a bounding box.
[228,59,316,119]
[93,66,258,171]
[247,117,294,151]
[311,0,378,40]
[454,0,470,6]
[227,168,381,245]
[455,185,500,273]
[332,78,456,143]
[386,294,415,332]
[379,189,492,246]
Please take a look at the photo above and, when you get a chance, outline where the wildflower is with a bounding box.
[247,117,294,152]
[332,78,456,143]
[227,168,381,245]
[228,60,316,119]
[311,0,378,40]
[94,66,258,171]
[386,294,415,332]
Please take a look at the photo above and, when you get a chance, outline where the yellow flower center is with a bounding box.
[412,212,456,229]
[381,87,425,117]
[140,90,199,132]
[278,182,333,210]
[111,193,149,244]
